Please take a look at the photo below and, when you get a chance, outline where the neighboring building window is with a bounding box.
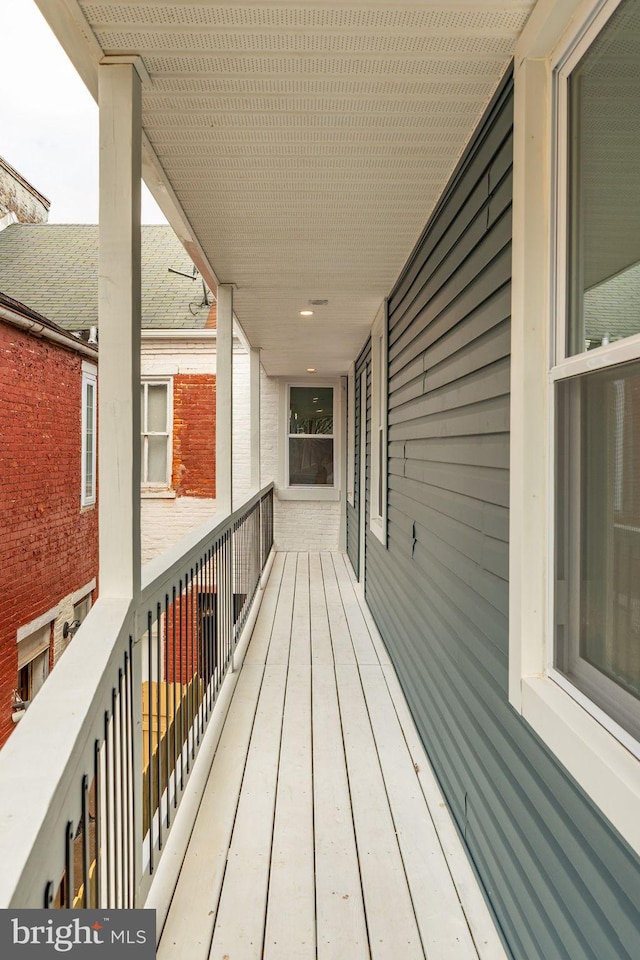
[141,379,172,488]
[16,623,51,706]
[370,302,387,544]
[287,385,334,486]
[81,364,97,507]
[74,593,92,626]
[554,0,640,743]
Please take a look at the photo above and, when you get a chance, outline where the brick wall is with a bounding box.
[172,374,216,497]
[0,321,98,746]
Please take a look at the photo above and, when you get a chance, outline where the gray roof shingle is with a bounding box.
[0,224,213,331]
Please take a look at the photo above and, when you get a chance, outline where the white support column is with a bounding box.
[216,284,234,515]
[98,59,142,600]
[250,347,261,494]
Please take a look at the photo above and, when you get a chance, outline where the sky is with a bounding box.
[0,0,166,224]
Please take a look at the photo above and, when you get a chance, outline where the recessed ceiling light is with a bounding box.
[300,310,314,316]
[316,409,324,413]
[307,367,315,373]
[312,397,319,402]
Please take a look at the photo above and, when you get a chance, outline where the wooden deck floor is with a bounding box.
[157,552,507,960]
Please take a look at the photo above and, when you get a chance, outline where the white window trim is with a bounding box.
[141,377,173,492]
[510,0,640,855]
[278,378,341,502]
[81,362,97,508]
[370,301,388,545]
[347,363,355,507]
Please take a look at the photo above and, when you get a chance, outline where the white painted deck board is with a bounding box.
[157,664,265,960]
[312,664,370,960]
[336,664,424,960]
[243,550,285,665]
[209,665,287,960]
[332,553,380,665]
[320,552,356,665]
[157,552,506,960]
[360,664,481,960]
[289,552,311,665]
[266,552,296,665]
[263,664,315,960]
[309,553,333,666]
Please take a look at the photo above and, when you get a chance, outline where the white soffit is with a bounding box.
[70,2,535,375]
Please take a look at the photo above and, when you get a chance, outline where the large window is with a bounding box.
[141,379,172,488]
[510,0,640,854]
[370,303,388,544]
[81,364,97,507]
[287,385,334,486]
[554,0,640,743]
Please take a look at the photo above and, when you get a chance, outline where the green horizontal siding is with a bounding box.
[363,68,640,960]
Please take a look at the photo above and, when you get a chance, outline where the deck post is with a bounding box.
[98,57,145,904]
[98,59,143,601]
[216,285,234,669]
[216,284,233,516]
[250,347,261,494]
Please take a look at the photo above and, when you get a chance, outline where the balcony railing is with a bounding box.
[0,484,274,910]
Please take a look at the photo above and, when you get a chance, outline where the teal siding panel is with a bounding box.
[362,67,640,960]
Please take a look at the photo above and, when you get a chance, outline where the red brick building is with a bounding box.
[0,293,98,746]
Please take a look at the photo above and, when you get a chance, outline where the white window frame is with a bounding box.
[510,0,640,855]
[370,301,388,545]
[347,363,355,507]
[81,362,97,508]
[140,377,173,491]
[278,379,341,501]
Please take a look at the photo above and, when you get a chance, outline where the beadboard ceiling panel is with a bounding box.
[38,1,536,375]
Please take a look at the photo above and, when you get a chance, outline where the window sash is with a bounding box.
[141,380,171,487]
[552,0,640,747]
[286,385,335,488]
[81,368,97,507]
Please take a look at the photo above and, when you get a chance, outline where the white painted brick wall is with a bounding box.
[141,497,217,565]
[233,345,251,503]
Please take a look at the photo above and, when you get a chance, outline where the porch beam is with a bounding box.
[216,284,233,515]
[98,59,142,600]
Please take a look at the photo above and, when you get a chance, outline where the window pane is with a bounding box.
[567,0,640,355]
[289,437,333,485]
[85,381,94,499]
[289,387,333,435]
[556,363,640,737]
[147,383,168,432]
[148,435,168,483]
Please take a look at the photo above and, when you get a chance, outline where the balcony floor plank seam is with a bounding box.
[156,664,266,960]
[156,550,508,960]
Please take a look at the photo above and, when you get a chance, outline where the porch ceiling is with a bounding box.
[36,1,535,376]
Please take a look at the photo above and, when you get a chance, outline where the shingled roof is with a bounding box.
[0,223,213,331]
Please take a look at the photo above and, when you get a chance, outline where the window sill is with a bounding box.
[277,486,340,502]
[519,675,640,854]
[141,489,176,500]
[370,515,387,545]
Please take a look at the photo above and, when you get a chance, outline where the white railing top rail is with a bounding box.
[141,482,273,608]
